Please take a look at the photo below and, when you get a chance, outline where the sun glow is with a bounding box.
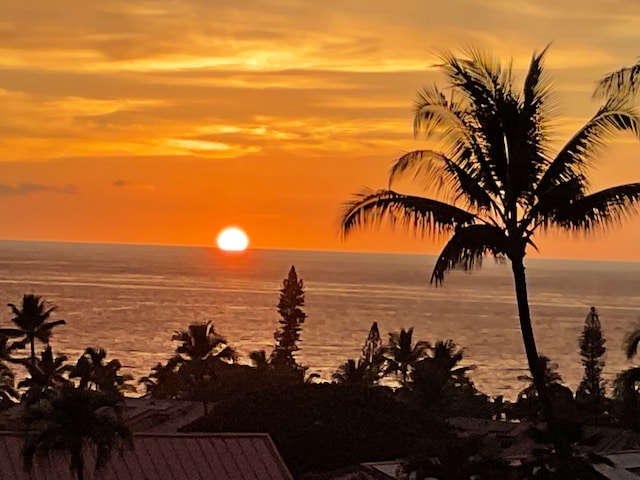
[216,227,249,252]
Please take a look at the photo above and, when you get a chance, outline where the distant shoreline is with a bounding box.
[1,238,640,267]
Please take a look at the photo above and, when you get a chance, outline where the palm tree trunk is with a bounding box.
[30,337,36,367]
[511,256,574,478]
[73,452,85,480]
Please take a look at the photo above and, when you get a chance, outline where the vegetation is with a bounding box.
[333,322,383,386]
[270,265,307,374]
[1,277,640,477]
[183,383,430,475]
[383,327,430,385]
[0,294,65,366]
[23,386,132,480]
[615,327,640,429]
[576,307,606,404]
[340,46,640,476]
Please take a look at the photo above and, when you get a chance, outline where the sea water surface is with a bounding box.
[1,240,640,399]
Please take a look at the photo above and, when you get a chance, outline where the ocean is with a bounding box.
[1,240,640,400]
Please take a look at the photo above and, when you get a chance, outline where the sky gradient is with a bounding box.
[2,1,640,259]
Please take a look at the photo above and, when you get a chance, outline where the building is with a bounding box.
[0,432,293,480]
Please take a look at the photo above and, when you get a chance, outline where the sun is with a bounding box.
[216,227,249,252]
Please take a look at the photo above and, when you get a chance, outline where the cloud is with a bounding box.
[112,180,155,190]
[0,182,76,196]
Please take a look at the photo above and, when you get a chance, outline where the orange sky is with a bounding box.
[1,1,640,260]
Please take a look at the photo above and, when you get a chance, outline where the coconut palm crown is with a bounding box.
[341,47,640,476]
[0,294,65,366]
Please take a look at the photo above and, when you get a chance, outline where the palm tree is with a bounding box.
[333,358,369,385]
[0,294,65,366]
[383,327,430,385]
[0,362,18,408]
[23,386,132,480]
[172,321,236,363]
[614,328,640,429]
[18,346,69,404]
[249,349,270,371]
[67,347,134,395]
[0,334,18,363]
[341,47,640,473]
[0,334,19,408]
[139,356,184,399]
[517,355,563,402]
[410,340,479,412]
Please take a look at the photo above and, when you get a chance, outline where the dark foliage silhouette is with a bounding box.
[576,307,606,405]
[270,266,307,374]
[67,347,134,395]
[0,361,18,408]
[615,327,640,429]
[141,321,239,413]
[341,46,640,475]
[0,294,65,366]
[18,346,69,405]
[23,386,132,480]
[383,327,429,385]
[401,433,510,480]
[333,322,384,386]
[183,383,436,475]
[410,339,487,417]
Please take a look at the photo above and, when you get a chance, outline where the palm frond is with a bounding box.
[412,84,504,198]
[535,98,640,196]
[614,367,640,400]
[0,328,25,338]
[525,175,586,229]
[389,149,496,213]
[437,49,513,189]
[594,58,640,99]
[550,183,640,233]
[341,189,478,240]
[431,224,510,285]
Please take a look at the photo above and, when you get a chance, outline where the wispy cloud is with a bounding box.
[112,180,155,190]
[0,182,76,196]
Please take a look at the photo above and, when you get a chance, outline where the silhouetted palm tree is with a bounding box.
[0,334,19,408]
[0,362,18,408]
[0,334,18,363]
[18,346,69,404]
[139,356,183,398]
[341,47,640,473]
[333,359,368,385]
[249,350,270,371]
[614,328,640,429]
[412,340,474,389]
[383,327,430,385]
[67,348,134,395]
[172,321,236,363]
[23,386,132,480]
[517,355,563,402]
[0,294,65,366]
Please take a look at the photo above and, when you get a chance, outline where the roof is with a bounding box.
[594,451,640,479]
[0,398,204,434]
[448,417,640,460]
[0,432,294,480]
[118,398,204,433]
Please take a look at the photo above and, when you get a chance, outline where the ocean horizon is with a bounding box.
[1,239,640,400]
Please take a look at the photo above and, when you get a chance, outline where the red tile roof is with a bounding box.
[0,432,293,480]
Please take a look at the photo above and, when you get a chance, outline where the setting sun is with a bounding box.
[216,227,249,252]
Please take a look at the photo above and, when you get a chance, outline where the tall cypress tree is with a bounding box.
[576,306,606,402]
[270,266,306,372]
